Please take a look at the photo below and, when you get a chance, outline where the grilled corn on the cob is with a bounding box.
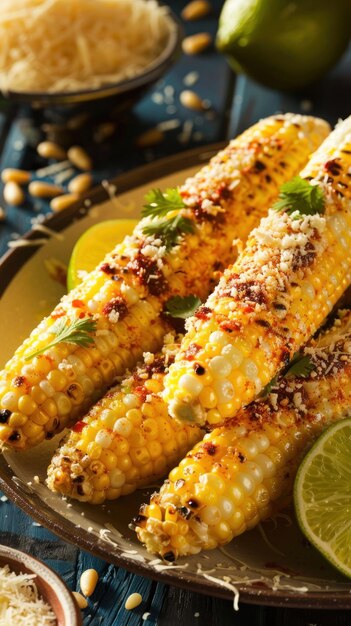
[163,116,351,427]
[135,309,351,560]
[46,333,202,503]
[0,114,329,450]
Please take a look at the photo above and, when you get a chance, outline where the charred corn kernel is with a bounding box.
[1,168,30,185]
[165,116,351,428]
[135,310,351,559]
[47,335,202,502]
[3,181,25,206]
[1,114,329,450]
[80,569,98,597]
[67,146,92,171]
[37,141,66,161]
[28,181,63,198]
[72,591,88,609]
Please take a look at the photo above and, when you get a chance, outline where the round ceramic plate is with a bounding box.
[0,146,350,610]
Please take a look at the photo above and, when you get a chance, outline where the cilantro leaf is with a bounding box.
[258,351,314,398]
[142,214,194,250]
[165,295,201,319]
[285,352,315,378]
[272,176,325,217]
[25,316,97,361]
[142,187,185,218]
[258,375,278,398]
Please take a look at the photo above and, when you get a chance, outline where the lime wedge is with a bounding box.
[294,418,351,578]
[67,219,138,291]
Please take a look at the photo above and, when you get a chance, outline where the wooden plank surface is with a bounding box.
[0,1,350,624]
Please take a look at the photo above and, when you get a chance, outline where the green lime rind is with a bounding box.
[294,417,351,579]
[216,0,351,91]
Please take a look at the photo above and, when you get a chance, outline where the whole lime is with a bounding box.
[216,0,350,91]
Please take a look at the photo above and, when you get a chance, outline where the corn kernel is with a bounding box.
[48,369,67,391]
[92,474,110,491]
[18,395,37,416]
[9,412,27,428]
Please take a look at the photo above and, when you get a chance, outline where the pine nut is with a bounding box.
[3,181,25,206]
[125,592,142,610]
[136,128,164,148]
[80,568,98,597]
[50,193,79,212]
[67,146,92,171]
[68,173,93,195]
[181,0,211,21]
[37,141,66,161]
[182,32,212,55]
[72,591,88,609]
[28,181,64,198]
[180,90,205,111]
[1,168,30,185]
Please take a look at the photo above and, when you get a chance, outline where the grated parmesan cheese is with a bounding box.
[0,565,56,625]
[0,0,173,94]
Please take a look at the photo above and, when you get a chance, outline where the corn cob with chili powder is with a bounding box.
[46,332,202,503]
[163,116,351,428]
[134,309,351,560]
[0,114,329,450]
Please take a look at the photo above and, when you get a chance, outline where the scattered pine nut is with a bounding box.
[0,206,6,221]
[68,173,93,195]
[125,592,142,610]
[67,146,92,171]
[182,32,212,55]
[28,181,64,199]
[50,193,79,212]
[1,168,30,185]
[80,569,98,597]
[72,591,88,609]
[181,0,211,21]
[136,128,164,148]
[3,181,25,206]
[180,90,205,111]
[37,141,66,161]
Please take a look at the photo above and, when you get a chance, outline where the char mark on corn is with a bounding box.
[163,116,351,428]
[135,309,351,559]
[0,114,329,449]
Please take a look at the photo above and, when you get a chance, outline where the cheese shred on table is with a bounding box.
[0,0,172,93]
[0,565,56,625]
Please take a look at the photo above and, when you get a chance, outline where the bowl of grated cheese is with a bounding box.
[0,0,182,109]
[0,545,82,626]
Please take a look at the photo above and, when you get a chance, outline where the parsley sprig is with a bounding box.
[25,316,97,361]
[259,351,314,397]
[165,295,201,319]
[141,187,194,249]
[273,176,325,217]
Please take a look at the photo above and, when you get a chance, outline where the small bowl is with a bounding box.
[0,545,82,626]
[2,5,183,114]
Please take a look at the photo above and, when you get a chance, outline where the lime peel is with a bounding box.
[294,418,351,579]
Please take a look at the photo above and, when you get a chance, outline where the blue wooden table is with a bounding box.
[0,2,350,624]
